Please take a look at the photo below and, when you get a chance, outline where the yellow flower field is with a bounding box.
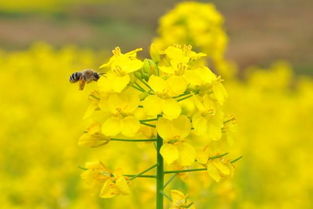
[0,1,312,209]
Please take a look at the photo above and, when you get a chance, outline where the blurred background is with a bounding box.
[0,0,312,209]
[0,0,312,74]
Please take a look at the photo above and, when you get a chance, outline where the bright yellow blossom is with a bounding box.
[99,169,130,198]
[81,161,112,187]
[197,147,234,182]
[157,116,196,165]
[101,88,141,137]
[98,47,143,93]
[81,162,130,199]
[161,142,196,166]
[78,123,110,147]
[142,75,187,119]
[78,44,234,206]
[157,115,191,141]
[170,190,195,209]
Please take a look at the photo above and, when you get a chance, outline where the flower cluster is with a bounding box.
[79,44,237,204]
[81,162,130,198]
[152,2,236,78]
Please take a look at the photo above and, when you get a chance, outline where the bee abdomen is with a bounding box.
[69,72,82,83]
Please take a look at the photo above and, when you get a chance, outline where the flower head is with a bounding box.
[170,190,195,209]
[81,162,130,198]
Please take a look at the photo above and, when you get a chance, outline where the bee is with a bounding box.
[69,69,101,90]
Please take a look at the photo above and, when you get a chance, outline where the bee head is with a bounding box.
[94,72,100,81]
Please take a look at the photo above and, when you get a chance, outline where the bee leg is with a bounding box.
[79,80,86,90]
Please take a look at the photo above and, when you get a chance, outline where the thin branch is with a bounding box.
[163,174,177,189]
[140,121,156,128]
[231,156,243,164]
[209,152,229,160]
[78,165,157,179]
[140,118,158,122]
[111,138,157,142]
[172,91,191,99]
[124,174,156,178]
[134,81,145,91]
[131,84,145,93]
[164,168,206,174]
[177,94,193,102]
[160,191,172,202]
[224,117,236,124]
[128,164,158,180]
[135,75,154,91]
[78,166,88,170]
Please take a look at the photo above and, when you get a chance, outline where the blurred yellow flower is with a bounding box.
[81,162,130,199]
[170,190,195,209]
[79,123,110,147]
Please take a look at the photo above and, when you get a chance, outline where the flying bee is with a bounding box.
[69,69,102,90]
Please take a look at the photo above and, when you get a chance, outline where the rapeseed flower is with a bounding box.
[170,190,195,209]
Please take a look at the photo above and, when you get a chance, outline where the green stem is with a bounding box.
[134,81,145,91]
[156,134,164,209]
[124,174,156,178]
[172,91,191,99]
[111,138,157,142]
[140,121,156,128]
[165,168,206,174]
[231,156,243,163]
[140,118,158,122]
[128,164,158,180]
[136,75,154,91]
[209,152,228,160]
[131,84,145,93]
[224,117,236,124]
[177,94,193,102]
[163,174,177,189]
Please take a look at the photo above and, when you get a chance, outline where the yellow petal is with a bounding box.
[157,117,173,140]
[142,95,163,117]
[159,65,175,74]
[148,75,167,93]
[97,73,130,93]
[184,67,216,87]
[107,89,139,115]
[207,162,221,182]
[170,189,185,202]
[97,76,112,92]
[116,55,143,73]
[207,123,222,141]
[162,99,181,120]
[99,179,119,198]
[110,74,130,93]
[116,176,130,195]
[212,82,228,105]
[157,115,191,141]
[192,113,208,136]
[160,143,179,164]
[178,143,196,166]
[167,76,187,96]
[78,133,109,147]
[102,117,121,137]
[121,116,140,137]
[197,150,208,165]
[83,103,98,119]
[213,160,231,176]
[172,115,191,139]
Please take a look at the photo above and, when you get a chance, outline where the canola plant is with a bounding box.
[0,1,312,209]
